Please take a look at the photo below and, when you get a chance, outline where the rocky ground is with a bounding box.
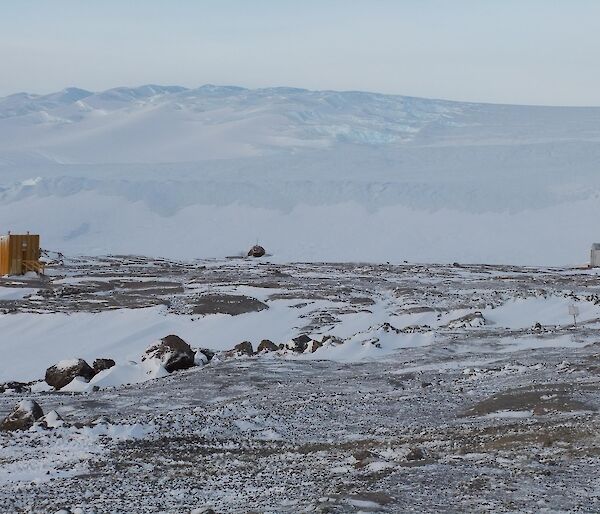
[1,257,600,513]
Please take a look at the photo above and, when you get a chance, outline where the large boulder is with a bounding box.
[291,334,312,352]
[233,341,254,356]
[288,334,323,353]
[247,245,266,258]
[45,359,95,390]
[0,400,44,431]
[142,335,195,372]
[224,341,255,358]
[257,339,278,353]
[93,358,116,374]
[282,335,323,353]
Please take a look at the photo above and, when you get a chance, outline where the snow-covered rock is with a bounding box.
[257,339,279,353]
[142,335,195,373]
[45,358,95,390]
[445,311,486,329]
[39,410,66,429]
[229,341,254,357]
[0,399,44,431]
[286,335,313,353]
[194,351,209,366]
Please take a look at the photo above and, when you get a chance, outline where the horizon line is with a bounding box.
[3,83,600,110]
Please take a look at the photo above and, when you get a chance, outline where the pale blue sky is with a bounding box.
[2,0,600,105]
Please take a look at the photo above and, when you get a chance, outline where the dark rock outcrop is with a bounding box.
[93,358,116,375]
[287,334,322,353]
[290,334,312,352]
[193,294,268,316]
[233,341,254,356]
[257,339,279,353]
[1,400,44,431]
[142,335,195,372]
[45,359,95,390]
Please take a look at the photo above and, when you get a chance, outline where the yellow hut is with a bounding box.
[0,233,44,276]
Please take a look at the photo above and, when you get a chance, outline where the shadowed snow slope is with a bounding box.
[1,85,600,264]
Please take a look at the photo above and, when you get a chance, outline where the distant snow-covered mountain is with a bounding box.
[1,85,599,264]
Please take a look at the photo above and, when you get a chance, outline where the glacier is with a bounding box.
[1,84,600,264]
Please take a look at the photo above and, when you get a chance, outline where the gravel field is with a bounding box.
[1,257,600,513]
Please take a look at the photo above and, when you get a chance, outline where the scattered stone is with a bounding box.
[45,358,95,390]
[364,339,382,349]
[257,339,279,353]
[352,449,378,469]
[0,400,44,431]
[248,245,266,257]
[380,322,401,333]
[406,447,426,461]
[142,335,196,373]
[533,322,543,331]
[401,324,432,334]
[533,404,550,416]
[321,335,344,346]
[93,358,116,374]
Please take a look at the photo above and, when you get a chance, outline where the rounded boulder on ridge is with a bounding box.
[247,245,266,258]
[143,335,195,372]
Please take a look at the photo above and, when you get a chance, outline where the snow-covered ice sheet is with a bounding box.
[2,85,600,265]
